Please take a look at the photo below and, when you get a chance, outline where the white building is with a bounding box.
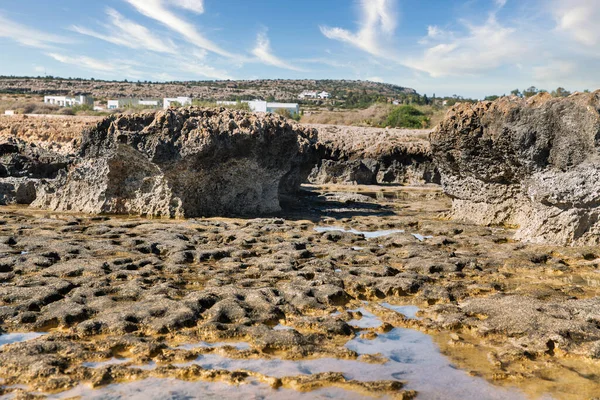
[298,91,318,99]
[164,97,192,109]
[107,98,162,110]
[44,95,93,108]
[4,110,15,116]
[318,91,331,99]
[245,100,299,115]
[217,100,299,115]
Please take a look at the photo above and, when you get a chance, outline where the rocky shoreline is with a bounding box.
[0,103,599,399]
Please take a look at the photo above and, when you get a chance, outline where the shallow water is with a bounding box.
[8,309,529,400]
[48,378,374,400]
[412,233,434,242]
[0,333,46,347]
[140,308,525,399]
[314,226,405,239]
[175,341,251,351]
[380,303,421,320]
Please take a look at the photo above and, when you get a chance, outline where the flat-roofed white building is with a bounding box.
[164,97,192,109]
[265,102,299,115]
[107,98,162,110]
[244,100,299,115]
[318,91,331,99]
[298,90,318,99]
[44,95,93,107]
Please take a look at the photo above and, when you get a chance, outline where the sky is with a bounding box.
[0,0,598,98]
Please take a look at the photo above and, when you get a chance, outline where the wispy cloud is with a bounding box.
[533,60,576,81]
[251,31,304,71]
[71,8,176,54]
[124,0,233,58]
[169,0,204,14]
[0,14,71,49]
[178,62,233,80]
[320,0,398,57]
[46,52,142,78]
[405,16,526,77]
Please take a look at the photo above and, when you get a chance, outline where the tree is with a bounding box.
[523,86,538,98]
[510,89,522,97]
[484,95,500,101]
[551,87,571,97]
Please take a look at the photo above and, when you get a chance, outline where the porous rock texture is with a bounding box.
[0,137,71,205]
[32,108,316,217]
[431,91,600,245]
[305,125,439,185]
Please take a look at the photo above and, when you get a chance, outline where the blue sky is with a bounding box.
[0,0,598,98]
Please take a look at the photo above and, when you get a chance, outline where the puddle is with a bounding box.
[168,308,527,400]
[12,307,529,400]
[380,303,421,320]
[314,226,404,239]
[82,358,131,369]
[175,341,251,351]
[0,333,46,347]
[273,324,294,331]
[47,377,373,400]
[412,233,434,242]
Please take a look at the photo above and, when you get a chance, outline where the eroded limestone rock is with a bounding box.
[32,108,317,217]
[306,125,438,186]
[431,91,600,245]
[0,137,71,205]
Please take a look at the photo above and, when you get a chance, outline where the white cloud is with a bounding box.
[46,52,142,79]
[533,61,576,81]
[169,0,204,14]
[0,14,70,49]
[47,53,117,72]
[71,8,176,54]
[405,16,526,77]
[495,0,508,8]
[124,0,233,57]
[251,31,304,71]
[553,0,600,46]
[178,62,233,80]
[320,0,397,57]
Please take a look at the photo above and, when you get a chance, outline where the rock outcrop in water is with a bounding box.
[306,125,438,186]
[0,138,70,205]
[32,108,317,217]
[431,91,600,245]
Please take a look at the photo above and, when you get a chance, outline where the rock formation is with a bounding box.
[0,138,70,205]
[431,91,600,245]
[32,108,317,217]
[306,125,438,186]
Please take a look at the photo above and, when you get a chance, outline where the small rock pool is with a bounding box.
[32,305,530,400]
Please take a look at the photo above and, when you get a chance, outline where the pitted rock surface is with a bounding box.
[306,125,438,185]
[431,91,600,245]
[32,108,317,217]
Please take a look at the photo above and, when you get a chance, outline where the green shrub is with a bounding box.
[384,105,430,129]
[274,108,300,121]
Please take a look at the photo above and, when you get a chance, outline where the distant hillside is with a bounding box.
[0,77,417,103]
